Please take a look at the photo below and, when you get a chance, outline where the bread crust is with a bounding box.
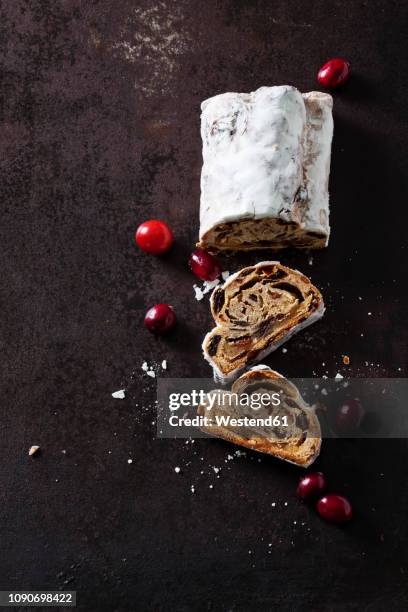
[197,367,321,467]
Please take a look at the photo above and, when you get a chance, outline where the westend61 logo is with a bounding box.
[167,389,287,429]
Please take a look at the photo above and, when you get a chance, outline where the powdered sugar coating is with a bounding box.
[199,86,333,245]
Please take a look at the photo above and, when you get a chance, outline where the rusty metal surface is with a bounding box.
[1,1,408,609]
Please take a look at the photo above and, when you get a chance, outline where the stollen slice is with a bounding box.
[202,261,324,383]
[197,366,321,467]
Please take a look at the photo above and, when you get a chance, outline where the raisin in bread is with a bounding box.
[198,366,321,467]
[202,262,324,383]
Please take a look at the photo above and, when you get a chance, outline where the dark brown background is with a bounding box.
[1,1,408,610]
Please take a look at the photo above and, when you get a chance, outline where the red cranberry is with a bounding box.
[144,304,176,334]
[335,399,364,434]
[317,58,350,89]
[297,472,327,501]
[189,249,221,281]
[135,220,173,254]
[317,494,352,524]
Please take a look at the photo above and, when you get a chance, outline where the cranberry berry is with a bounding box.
[317,494,352,524]
[335,398,364,434]
[297,472,327,501]
[144,304,176,334]
[135,220,174,255]
[189,249,221,281]
[317,58,350,89]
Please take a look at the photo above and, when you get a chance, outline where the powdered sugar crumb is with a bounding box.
[204,278,220,292]
[112,389,125,399]
[141,360,168,378]
[193,278,220,301]
[193,285,204,301]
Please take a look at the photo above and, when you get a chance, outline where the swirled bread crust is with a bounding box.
[198,86,333,251]
[202,262,324,383]
[198,366,321,467]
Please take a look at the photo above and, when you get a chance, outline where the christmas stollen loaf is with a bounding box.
[198,366,321,467]
[198,85,333,251]
[202,262,324,383]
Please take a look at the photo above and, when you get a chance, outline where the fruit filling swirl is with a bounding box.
[204,262,323,379]
[216,277,309,340]
[202,218,328,252]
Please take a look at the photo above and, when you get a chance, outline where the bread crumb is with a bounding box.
[193,278,220,301]
[191,485,195,493]
[174,466,181,473]
[28,445,40,456]
[203,279,220,292]
[161,360,167,370]
[146,370,156,378]
[193,285,204,301]
[112,389,125,399]
[221,270,230,281]
[142,361,149,371]
[282,348,288,354]
[127,458,133,464]
[335,372,344,380]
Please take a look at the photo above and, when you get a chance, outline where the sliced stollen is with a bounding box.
[198,85,333,251]
[197,366,321,467]
[202,261,324,383]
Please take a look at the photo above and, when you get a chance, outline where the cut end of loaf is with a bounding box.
[198,217,328,252]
